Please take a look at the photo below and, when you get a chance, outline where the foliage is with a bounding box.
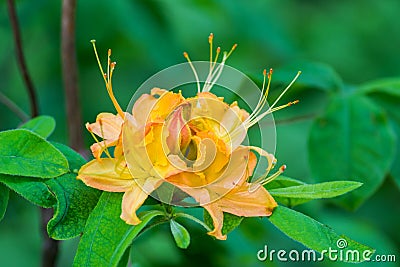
[1,1,399,266]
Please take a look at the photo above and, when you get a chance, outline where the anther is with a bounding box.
[268,68,273,79]
[208,33,214,43]
[279,165,286,172]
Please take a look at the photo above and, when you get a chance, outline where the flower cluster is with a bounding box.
[78,34,300,240]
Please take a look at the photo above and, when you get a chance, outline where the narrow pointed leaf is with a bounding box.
[170,219,190,249]
[73,192,164,267]
[265,176,308,207]
[269,206,375,262]
[0,183,9,221]
[268,181,362,199]
[20,115,56,138]
[265,176,305,190]
[0,129,69,178]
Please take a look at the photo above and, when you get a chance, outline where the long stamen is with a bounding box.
[107,49,111,85]
[208,33,213,75]
[245,69,269,123]
[204,46,221,91]
[260,165,286,185]
[87,127,112,159]
[203,43,237,92]
[246,100,299,129]
[90,40,125,119]
[183,52,201,94]
[99,119,113,159]
[90,40,107,84]
[245,70,301,129]
[269,71,301,109]
[226,43,237,58]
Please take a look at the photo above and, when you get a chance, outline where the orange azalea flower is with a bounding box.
[78,35,300,239]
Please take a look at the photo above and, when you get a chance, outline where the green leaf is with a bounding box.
[308,94,396,209]
[0,129,69,178]
[51,142,86,171]
[361,82,400,189]
[265,176,305,190]
[170,219,190,249]
[358,78,400,97]
[73,192,164,267]
[203,211,243,236]
[273,62,343,93]
[0,174,56,208]
[45,173,101,239]
[0,183,9,221]
[117,245,131,267]
[269,206,375,262]
[45,142,99,239]
[20,115,56,138]
[269,181,362,199]
[265,176,308,207]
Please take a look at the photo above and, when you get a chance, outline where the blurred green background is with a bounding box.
[1,0,399,266]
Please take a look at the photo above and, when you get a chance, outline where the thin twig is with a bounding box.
[7,1,58,266]
[61,0,84,152]
[40,209,59,267]
[0,91,29,122]
[6,0,39,117]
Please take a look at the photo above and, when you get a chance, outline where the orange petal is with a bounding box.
[216,184,277,217]
[150,91,184,122]
[89,139,118,159]
[165,105,191,154]
[77,158,134,192]
[203,203,227,240]
[86,112,123,140]
[120,186,149,225]
[131,93,159,126]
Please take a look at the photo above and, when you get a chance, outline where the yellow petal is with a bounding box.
[150,91,184,122]
[77,158,134,192]
[131,88,184,125]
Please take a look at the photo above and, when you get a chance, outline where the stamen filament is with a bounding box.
[245,70,301,129]
[99,119,113,159]
[91,40,125,119]
[183,52,201,94]
[208,33,213,75]
[90,40,107,84]
[269,71,301,110]
[88,128,112,159]
[260,165,286,185]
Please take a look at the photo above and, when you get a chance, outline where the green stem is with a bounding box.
[174,212,212,232]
